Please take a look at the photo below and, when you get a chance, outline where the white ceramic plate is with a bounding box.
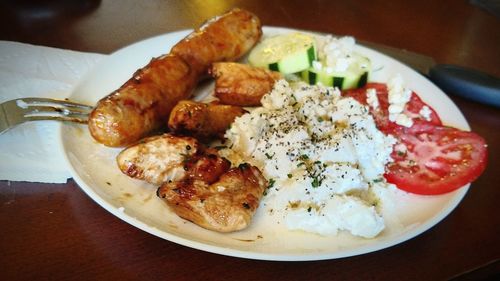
[59,27,470,261]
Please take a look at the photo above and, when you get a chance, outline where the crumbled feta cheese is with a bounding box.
[366,88,379,110]
[312,60,323,70]
[321,164,367,194]
[395,113,414,128]
[387,74,413,126]
[224,80,395,238]
[388,104,405,115]
[261,79,294,109]
[419,105,432,121]
[224,108,267,156]
[316,36,356,72]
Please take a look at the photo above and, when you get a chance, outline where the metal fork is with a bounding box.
[0,97,93,135]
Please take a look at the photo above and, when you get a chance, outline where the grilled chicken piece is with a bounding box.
[116,134,200,185]
[168,100,246,140]
[182,150,232,184]
[117,132,267,232]
[209,62,282,106]
[157,163,267,232]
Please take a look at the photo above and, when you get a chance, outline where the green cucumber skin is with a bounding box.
[357,72,368,88]
[302,70,368,90]
[308,71,317,85]
[307,46,316,63]
[333,77,344,89]
[269,63,279,72]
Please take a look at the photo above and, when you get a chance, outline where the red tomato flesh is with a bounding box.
[385,122,488,195]
[343,83,487,195]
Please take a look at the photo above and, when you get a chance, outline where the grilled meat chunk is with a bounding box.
[210,62,282,106]
[158,163,267,232]
[116,134,200,185]
[168,100,246,140]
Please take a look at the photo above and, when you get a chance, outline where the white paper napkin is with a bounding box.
[0,41,106,183]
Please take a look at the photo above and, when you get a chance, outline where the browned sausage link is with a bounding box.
[168,100,246,140]
[89,55,197,147]
[171,8,262,72]
[88,8,262,147]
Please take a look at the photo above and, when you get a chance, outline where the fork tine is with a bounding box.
[18,97,93,110]
[0,97,94,135]
[19,98,92,122]
[24,115,88,124]
[23,105,90,117]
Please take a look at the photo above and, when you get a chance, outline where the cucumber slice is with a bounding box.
[302,68,369,90]
[301,54,371,90]
[248,33,317,74]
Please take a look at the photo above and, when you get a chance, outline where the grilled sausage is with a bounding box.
[88,8,262,147]
[170,10,263,73]
[168,100,246,140]
[209,62,282,106]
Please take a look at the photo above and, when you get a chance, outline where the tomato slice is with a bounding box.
[404,93,442,126]
[344,83,486,194]
[342,83,442,134]
[385,122,488,195]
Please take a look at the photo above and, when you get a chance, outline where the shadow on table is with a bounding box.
[0,0,101,31]
[470,0,500,18]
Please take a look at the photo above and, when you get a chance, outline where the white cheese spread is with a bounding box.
[222,80,396,238]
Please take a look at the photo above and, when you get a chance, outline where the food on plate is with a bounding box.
[220,80,395,238]
[385,122,487,195]
[117,132,267,232]
[168,100,247,140]
[117,134,201,185]
[248,32,317,74]
[341,79,487,195]
[170,10,262,75]
[301,35,370,90]
[343,78,442,133]
[248,33,370,90]
[110,24,487,237]
[88,55,198,147]
[209,62,282,106]
[157,161,267,232]
[88,8,262,147]
[218,69,488,236]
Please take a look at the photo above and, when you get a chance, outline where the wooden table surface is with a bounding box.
[1,0,499,280]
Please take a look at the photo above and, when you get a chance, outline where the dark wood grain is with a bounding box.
[1,0,499,280]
